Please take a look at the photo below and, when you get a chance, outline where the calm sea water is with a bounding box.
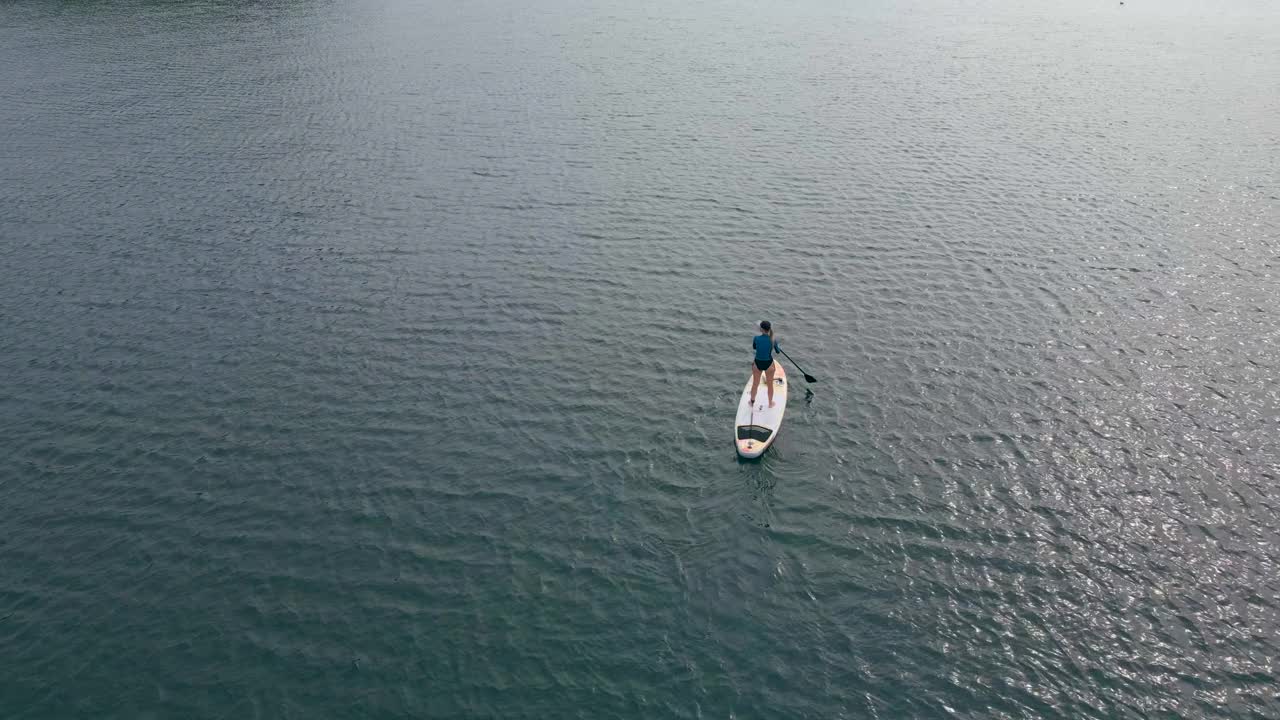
[2,0,1278,717]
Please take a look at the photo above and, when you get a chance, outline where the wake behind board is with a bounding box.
[735,363,787,458]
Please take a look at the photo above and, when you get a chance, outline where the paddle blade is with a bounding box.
[803,373,817,383]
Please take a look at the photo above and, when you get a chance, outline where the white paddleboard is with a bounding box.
[735,362,787,458]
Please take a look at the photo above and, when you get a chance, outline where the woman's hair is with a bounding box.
[760,320,773,337]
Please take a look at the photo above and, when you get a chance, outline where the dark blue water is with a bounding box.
[3,0,1278,717]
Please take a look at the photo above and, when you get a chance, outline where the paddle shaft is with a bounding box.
[777,347,817,383]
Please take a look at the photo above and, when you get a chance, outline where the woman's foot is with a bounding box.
[768,402,776,408]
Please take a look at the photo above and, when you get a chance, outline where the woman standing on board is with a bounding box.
[750,320,778,408]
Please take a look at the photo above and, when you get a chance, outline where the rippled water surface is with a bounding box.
[3,0,1278,717]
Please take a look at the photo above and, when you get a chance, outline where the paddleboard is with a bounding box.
[735,362,787,458]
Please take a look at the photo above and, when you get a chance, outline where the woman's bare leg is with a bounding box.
[749,363,762,405]
[765,362,777,407]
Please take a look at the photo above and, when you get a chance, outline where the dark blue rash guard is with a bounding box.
[753,334,776,362]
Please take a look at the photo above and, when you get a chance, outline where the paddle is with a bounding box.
[777,346,817,383]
